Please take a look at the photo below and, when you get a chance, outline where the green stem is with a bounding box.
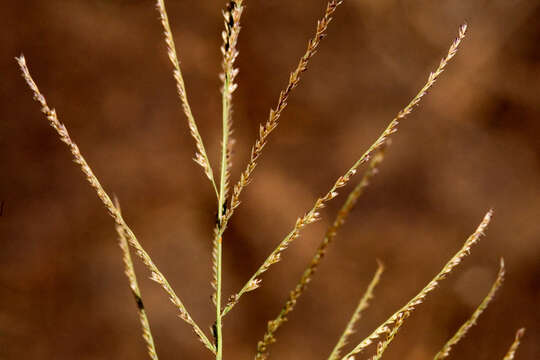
[216,236,223,360]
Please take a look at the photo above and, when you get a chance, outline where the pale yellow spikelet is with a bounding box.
[502,328,526,360]
[225,0,344,223]
[17,55,216,354]
[114,198,159,360]
[433,258,505,360]
[328,261,385,360]
[369,311,409,360]
[254,149,385,360]
[341,210,493,360]
[222,23,467,317]
[155,0,219,198]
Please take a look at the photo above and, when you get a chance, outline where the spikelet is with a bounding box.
[213,0,245,309]
[155,0,218,197]
[327,261,385,360]
[17,55,216,355]
[341,210,493,360]
[114,198,159,360]
[221,24,468,318]
[369,311,409,360]
[254,153,384,360]
[219,0,243,204]
[433,259,505,360]
[225,0,344,223]
[502,328,526,360]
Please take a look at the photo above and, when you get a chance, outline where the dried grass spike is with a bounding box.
[341,210,493,359]
[225,0,343,225]
[433,258,505,360]
[222,22,467,317]
[17,55,216,354]
[328,261,385,360]
[155,0,219,198]
[255,149,385,360]
[502,328,526,360]
[114,198,159,360]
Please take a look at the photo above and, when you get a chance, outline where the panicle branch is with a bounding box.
[254,152,384,360]
[156,0,219,198]
[502,328,526,360]
[433,258,505,360]
[114,199,159,360]
[17,55,216,355]
[327,261,385,360]
[341,210,493,360]
[224,0,343,225]
[221,23,468,318]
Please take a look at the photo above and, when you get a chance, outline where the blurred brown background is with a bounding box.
[1,0,538,359]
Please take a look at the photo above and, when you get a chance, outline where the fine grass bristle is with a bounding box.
[224,0,344,226]
[502,328,526,360]
[114,198,159,360]
[327,261,385,360]
[255,151,385,360]
[17,54,216,355]
[17,1,527,358]
[341,210,493,359]
[221,23,468,318]
[155,0,219,198]
[433,258,506,360]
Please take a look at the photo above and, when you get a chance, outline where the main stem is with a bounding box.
[216,66,231,360]
[216,236,223,360]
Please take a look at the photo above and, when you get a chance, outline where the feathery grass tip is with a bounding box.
[327,260,385,360]
[433,258,505,360]
[502,328,526,360]
[17,54,216,354]
[114,198,159,360]
[341,210,493,359]
[155,0,219,198]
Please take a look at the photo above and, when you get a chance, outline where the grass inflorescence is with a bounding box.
[17,1,525,359]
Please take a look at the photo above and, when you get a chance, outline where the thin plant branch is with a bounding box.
[222,23,468,318]
[114,198,159,360]
[155,0,219,198]
[255,149,385,360]
[433,259,506,360]
[341,210,493,359]
[327,261,385,360]
[17,55,216,355]
[502,328,526,360]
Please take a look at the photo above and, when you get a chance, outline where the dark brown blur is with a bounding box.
[1,0,538,359]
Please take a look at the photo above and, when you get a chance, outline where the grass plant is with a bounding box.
[17,1,526,359]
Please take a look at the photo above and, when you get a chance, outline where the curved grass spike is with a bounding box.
[433,258,505,360]
[155,0,219,199]
[17,55,216,355]
[214,0,343,240]
[214,2,245,358]
[114,198,159,360]
[502,328,526,360]
[221,23,468,318]
[341,210,493,360]
[327,261,385,360]
[369,311,409,360]
[254,143,385,360]
[212,0,343,318]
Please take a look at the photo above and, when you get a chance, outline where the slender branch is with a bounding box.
[114,198,159,360]
[433,259,505,360]
[327,261,385,360]
[341,210,493,359]
[155,0,219,198]
[502,328,526,360]
[222,23,468,318]
[17,55,216,355]
[255,151,385,360]
[369,311,409,360]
